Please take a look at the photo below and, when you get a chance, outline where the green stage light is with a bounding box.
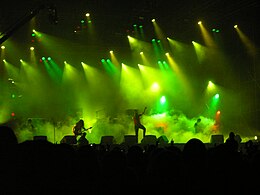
[212,28,220,33]
[160,96,166,104]
[214,93,219,99]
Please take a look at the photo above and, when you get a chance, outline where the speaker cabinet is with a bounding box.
[141,135,157,145]
[33,136,47,141]
[60,135,77,145]
[100,136,114,145]
[210,134,224,145]
[124,135,137,146]
[158,135,169,145]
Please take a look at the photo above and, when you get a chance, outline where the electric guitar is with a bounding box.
[73,126,92,137]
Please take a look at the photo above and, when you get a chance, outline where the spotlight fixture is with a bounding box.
[48,5,58,24]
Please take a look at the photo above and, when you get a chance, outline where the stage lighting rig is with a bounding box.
[0,4,58,45]
[47,5,58,25]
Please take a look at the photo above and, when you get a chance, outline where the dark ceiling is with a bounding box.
[0,0,259,46]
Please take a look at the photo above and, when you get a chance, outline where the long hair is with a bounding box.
[76,119,84,127]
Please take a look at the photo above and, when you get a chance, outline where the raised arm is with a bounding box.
[141,107,147,115]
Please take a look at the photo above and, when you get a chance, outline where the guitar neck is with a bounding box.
[84,127,92,131]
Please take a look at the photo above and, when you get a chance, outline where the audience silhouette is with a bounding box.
[0,125,258,194]
[182,138,207,194]
[0,125,18,146]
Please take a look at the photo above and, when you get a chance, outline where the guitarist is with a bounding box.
[72,119,92,139]
[133,107,147,143]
